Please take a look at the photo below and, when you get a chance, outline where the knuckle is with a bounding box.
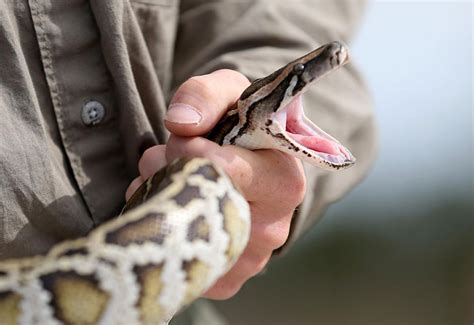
[267,231,288,250]
[209,250,269,299]
[138,147,157,177]
[287,172,306,204]
[220,151,253,188]
[239,253,265,278]
[277,165,306,205]
[138,145,167,179]
[225,280,244,298]
[213,69,251,86]
[183,76,216,101]
[248,254,270,276]
[208,278,243,300]
[253,220,291,250]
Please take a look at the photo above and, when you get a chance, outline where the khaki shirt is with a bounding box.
[0,0,375,294]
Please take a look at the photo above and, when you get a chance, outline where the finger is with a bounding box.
[247,208,293,250]
[203,249,271,300]
[138,145,167,180]
[165,69,250,136]
[165,135,260,200]
[166,135,306,205]
[125,176,144,201]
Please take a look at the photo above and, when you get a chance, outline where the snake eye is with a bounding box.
[293,63,305,75]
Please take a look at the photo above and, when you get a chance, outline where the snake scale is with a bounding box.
[0,41,355,325]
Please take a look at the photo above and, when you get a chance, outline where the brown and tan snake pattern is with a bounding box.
[0,42,354,325]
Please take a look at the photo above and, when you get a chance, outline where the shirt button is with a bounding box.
[81,100,105,126]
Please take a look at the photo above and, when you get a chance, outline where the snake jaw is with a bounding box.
[272,95,355,169]
[266,41,355,170]
[214,41,355,170]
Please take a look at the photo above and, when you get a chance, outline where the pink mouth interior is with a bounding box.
[276,96,352,161]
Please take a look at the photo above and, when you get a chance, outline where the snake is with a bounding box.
[0,41,354,325]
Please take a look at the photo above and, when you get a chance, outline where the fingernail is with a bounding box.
[165,103,202,124]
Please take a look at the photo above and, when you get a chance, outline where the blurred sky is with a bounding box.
[324,0,473,222]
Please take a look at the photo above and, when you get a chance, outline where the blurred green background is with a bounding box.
[211,2,473,324]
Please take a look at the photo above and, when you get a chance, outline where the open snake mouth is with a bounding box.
[209,41,356,170]
[273,95,355,167]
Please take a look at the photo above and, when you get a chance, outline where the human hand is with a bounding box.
[126,69,306,299]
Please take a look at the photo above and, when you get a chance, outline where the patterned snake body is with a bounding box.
[0,42,354,324]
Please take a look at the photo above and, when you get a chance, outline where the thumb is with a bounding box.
[165,69,250,137]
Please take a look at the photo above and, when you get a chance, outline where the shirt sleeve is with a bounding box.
[172,0,378,252]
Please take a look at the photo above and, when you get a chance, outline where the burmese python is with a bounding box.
[0,41,354,325]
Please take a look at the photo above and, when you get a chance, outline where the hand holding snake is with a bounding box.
[130,69,306,299]
[0,42,354,324]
